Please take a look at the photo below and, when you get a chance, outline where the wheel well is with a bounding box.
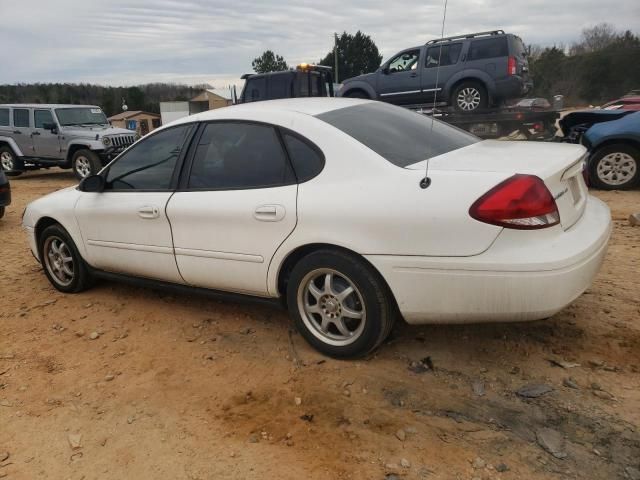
[0,141,16,154]
[276,243,399,309]
[66,144,91,165]
[449,78,488,101]
[342,88,370,99]
[34,217,60,246]
[591,138,640,157]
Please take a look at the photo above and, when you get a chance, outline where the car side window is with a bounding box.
[425,43,463,67]
[34,110,54,129]
[0,109,9,127]
[468,37,508,60]
[105,124,192,190]
[13,109,30,128]
[188,122,295,190]
[388,50,420,73]
[282,131,324,183]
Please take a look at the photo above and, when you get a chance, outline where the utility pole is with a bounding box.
[334,33,339,84]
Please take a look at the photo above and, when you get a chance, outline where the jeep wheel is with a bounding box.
[0,146,23,176]
[452,81,488,112]
[589,143,640,190]
[72,149,101,180]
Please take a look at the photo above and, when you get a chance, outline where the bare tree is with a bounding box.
[571,23,617,54]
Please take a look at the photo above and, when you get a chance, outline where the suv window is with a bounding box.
[425,43,463,67]
[468,37,508,60]
[0,108,9,127]
[34,110,54,129]
[13,109,30,128]
[282,132,324,182]
[316,102,479,167]
[245,77,267,102]
[188,122,295,190]
[388,50,420,73]
[106,124,192,190]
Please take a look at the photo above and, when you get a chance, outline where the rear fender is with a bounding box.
[445,70,495,99]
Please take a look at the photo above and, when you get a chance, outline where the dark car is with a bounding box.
[560,110,640,190]
[238,64,334,103]
[0,169,11,219]
[338,30,531,112]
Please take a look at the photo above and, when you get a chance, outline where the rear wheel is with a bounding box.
[286,249,395,358]
[452,81,488,112]
[38,224,93,293]
[0,206,4,219]
[589,144,639,190]
[72,149,102,180]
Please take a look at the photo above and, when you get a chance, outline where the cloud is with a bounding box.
[0,0,638,86]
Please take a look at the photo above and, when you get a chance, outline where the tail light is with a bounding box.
[507,56,517,75]
[469,174,560,229]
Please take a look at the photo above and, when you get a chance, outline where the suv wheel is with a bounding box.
[452,81,488,112]
[589,143,639,190]
[72,149,101,180]
[0,146,23,176]
[38,224,93,293]
[286,249,395,358]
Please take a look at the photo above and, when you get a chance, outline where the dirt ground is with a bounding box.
[1,170,639,480]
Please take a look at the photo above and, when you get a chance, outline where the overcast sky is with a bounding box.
[1,0,638,89]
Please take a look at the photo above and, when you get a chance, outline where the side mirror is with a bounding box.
[381,66,390,75]
[79,174,105,193]
[42,122,58,134]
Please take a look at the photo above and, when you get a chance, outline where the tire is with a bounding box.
[589,144,640,190]
[72,149,102,180]
[286,249,395,359]
[451,81,488,112]
[0,206,4,219]
[38,224,93,293]
[343,90,369,99]
[0,146,23,176]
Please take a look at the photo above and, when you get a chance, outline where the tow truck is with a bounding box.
[234,63,559,140]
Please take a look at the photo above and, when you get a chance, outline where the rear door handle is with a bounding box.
[254,204,285,222]
[138,205,160,219]
[32,131,41,136]
[13,131,21,134]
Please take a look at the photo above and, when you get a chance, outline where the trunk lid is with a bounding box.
[408,140,588,230]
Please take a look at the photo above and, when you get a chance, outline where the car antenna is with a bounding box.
[421,0,448,189]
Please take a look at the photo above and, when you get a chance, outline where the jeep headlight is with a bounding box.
[102,136,112,146]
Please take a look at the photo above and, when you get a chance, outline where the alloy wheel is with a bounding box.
[43,236,74,287]
[0,151,14,171]
[297,269,366,346]
[457,87,481,111]
[597,152,637,186]
[75,156,92,178]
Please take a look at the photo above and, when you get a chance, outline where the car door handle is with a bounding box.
[32,131,41,136]
[13,131,21,134]
[138,206,160,219]
[254,204,285,222]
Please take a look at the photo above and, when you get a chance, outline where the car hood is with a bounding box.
[559,110,633,136]
[582,111,640,149]
[61,125,134,137]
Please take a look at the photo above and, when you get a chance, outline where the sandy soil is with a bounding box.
[1,170,639,480]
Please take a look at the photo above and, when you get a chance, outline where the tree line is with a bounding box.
[0,83,215,117]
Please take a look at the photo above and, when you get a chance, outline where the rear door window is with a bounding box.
[468,37,508,60]
[13,109,30,128]
[425,43,463,67]
[0,108,9,126]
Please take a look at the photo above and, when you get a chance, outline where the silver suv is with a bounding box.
[0,104,137,179]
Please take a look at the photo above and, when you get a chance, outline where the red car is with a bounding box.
[602,95,640,111]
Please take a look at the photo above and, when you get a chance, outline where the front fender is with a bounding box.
[0,136,24,157]
[64,140,104,162]
[338,81,378,99]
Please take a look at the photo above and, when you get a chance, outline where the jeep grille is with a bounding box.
[111,135,136,147]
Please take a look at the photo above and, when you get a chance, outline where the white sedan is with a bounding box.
[23,99,612,358]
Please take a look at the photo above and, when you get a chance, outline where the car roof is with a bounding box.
[0,104,101,109]
[184,98,372,122]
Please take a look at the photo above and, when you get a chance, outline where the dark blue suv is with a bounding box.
[338,30,532,112]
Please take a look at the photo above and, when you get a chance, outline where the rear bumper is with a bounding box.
[365,196,611,324]
[494,76,530,99]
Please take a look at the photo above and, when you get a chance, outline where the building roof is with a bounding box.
[108,110,160,121]
[190,89,233,102]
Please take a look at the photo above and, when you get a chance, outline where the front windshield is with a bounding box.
[55,107,108,126]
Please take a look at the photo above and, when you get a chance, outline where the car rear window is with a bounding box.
[468,37,508,60]
[316,102,479,167]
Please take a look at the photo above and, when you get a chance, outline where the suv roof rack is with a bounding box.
[426,30,505,45]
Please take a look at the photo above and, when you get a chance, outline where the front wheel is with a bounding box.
[0,146,23,176]
[286,250,395,358]
[72,149,102,181]
[589,144,639,190]
[38,224,93,293]
[451,81,488,112]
